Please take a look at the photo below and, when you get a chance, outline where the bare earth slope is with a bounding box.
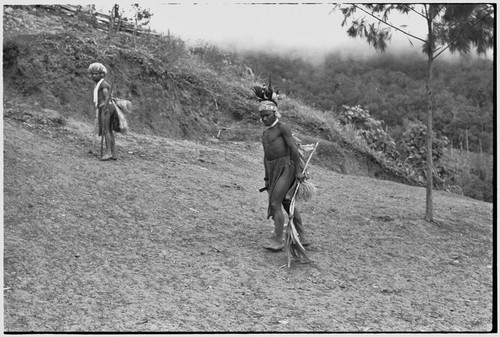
[3,105,494,332]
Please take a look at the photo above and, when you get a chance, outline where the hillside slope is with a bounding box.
[3,5,494,332]
[3,5,416,186]
[3,97,494,332]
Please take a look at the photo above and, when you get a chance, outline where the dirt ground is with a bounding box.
[3,106,494,332]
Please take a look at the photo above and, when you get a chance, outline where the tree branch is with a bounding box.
[404,4,427,20]
[352,4,427,44]
[432,9,493,60]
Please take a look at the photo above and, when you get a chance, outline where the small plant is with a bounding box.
[399,121,450,187]
[343,122,361,143]
[338,105,397,158]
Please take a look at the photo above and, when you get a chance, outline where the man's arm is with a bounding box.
[264,157,269,181]
[100,82,112,108]
[263,137,269,189]
[260,157,269,191]
[280,124,305,182]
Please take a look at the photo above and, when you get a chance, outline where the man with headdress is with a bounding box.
[88,62,117,161]
[255,84,310,251]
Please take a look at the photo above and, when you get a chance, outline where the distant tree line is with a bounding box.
[241,51,493,154]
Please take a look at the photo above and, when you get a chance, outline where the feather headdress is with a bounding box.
[252,76,288,108]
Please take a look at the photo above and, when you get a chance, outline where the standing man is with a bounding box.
[88,62,117,161]
[255,85,310,251]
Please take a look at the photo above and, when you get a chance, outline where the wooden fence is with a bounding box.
[41,4,160,37]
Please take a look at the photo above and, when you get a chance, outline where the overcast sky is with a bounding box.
[92,2,492,61]
[147,3,428,57]
[92,2,431,60]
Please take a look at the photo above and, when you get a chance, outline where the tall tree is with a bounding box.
[336,4,494,221]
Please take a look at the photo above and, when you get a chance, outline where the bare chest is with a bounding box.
[262,128,289,160]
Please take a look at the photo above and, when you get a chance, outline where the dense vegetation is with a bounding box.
[239,51,494,202]
[241,51,494,154]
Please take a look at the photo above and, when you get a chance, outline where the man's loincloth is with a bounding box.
[97,102,129,135]
[264,154,298,219]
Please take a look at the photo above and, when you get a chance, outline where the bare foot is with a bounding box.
[263,239,285,252]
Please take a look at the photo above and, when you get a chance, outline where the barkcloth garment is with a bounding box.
[264,154,297,219]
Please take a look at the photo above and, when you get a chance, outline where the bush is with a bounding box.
[399,121,449,187]
[443,149,493,202]
[338,105,397,158]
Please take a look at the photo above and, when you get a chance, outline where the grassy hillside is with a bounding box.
[3,5,418,185]
[3,5,494,332]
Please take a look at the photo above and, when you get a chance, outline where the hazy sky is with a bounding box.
[95,2,430,60]
[148,3,427,56]
[92,2,493,61]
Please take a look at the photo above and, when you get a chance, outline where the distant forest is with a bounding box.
[241,51,494,154]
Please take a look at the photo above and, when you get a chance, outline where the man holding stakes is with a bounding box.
[254,83,311,252]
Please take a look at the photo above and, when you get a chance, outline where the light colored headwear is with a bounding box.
[259,100,281,118]
[88,62,107,75]
[259,100,278,112]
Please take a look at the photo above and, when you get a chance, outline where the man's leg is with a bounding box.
[110,127,116,159]
[109,108,118,159]
[100,107,114,161]
[283,200,310,246]
[263,165,295,251]
[90,109,100,154]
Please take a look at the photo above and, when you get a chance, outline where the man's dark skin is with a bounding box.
[261,109,307,251]
[90,71,116,161]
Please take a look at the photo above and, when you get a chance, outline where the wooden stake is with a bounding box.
[286,142,319,267]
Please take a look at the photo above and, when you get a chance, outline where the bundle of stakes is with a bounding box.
[285,141,319,267]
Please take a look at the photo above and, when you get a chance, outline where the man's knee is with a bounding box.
[269,200,283,213]
[107,103,116,115]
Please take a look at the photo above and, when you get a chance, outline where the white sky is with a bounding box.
[96,2,430,59]
[153,3,427,54]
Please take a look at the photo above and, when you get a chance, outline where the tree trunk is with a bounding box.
[425,17,434,222]
[465,128,469,153]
